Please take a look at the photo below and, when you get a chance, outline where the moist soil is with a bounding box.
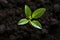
[0,0,60,40]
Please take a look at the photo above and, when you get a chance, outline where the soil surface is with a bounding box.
[0,0,60,40]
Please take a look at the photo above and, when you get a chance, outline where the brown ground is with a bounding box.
[0,0,60,40]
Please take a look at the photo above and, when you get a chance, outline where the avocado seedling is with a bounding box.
[18,5,46,29]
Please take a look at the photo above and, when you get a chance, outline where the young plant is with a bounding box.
[18,5,46,29]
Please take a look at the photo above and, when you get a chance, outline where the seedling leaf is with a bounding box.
[32,8,46,19]
[18,18,29,25]
[30,20,42,29]
[25,5,32,19]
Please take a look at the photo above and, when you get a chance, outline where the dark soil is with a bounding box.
[0,0,60,40]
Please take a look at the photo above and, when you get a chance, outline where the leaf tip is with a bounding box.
[25,5,28,8]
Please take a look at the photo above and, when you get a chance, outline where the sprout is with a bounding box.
[18,5,46,29]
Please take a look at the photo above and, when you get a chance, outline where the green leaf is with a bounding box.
[18,18,29,25]
[25,5,32,19]
[30,20,42,29]
[32,8,46,19]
